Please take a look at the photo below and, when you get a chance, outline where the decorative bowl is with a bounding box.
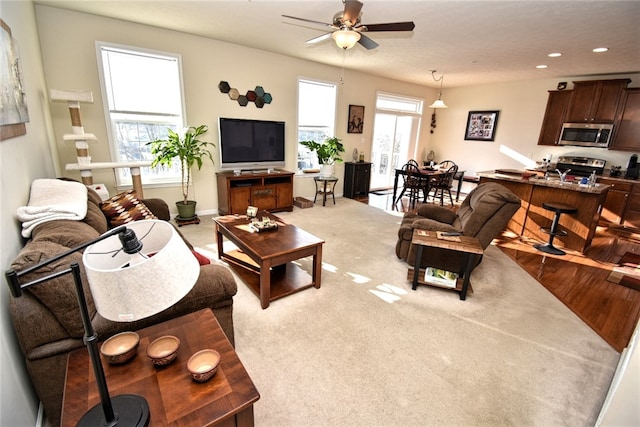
[187,349,221,382]
[146,335,180,366]
[100,331,140,364]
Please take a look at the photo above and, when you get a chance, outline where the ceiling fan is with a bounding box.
[282,0,415,50]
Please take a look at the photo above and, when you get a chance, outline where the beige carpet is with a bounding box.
[181,198,619,427]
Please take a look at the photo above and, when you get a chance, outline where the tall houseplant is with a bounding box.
[300,137,345,176]
[147,124,214,219]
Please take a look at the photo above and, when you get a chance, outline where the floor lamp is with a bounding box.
[5,220,200,426]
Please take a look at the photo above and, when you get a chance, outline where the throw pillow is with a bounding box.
[100,190,157,227]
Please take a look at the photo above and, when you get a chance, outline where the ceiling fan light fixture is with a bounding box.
[332,30,360,49]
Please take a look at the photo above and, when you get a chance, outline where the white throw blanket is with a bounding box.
[17,179,88,238]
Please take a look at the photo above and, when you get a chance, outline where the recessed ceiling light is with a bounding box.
[593,47,609,53]
[536,65,548,69]
[548,52,562,57]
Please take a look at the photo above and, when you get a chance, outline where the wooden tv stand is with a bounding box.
[216,169,294,215]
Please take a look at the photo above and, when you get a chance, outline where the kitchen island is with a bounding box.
[477,170,610,253]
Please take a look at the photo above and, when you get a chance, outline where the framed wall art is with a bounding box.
[348,104,364,134]
[464,110,499,141]
[1,19,29,141]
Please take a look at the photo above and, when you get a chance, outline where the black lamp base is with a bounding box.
[78,394,150,427]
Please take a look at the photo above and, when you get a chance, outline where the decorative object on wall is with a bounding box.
[218,81,272,108]
[464,110,500,141]
[430,111,437,133]
[348,104,364,133]
[1,19,29,141]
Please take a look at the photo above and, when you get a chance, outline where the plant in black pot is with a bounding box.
[147,125,214,220]
[299,136,345,176]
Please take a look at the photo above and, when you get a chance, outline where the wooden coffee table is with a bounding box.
[214,211,324,309]
[61,309,259,426]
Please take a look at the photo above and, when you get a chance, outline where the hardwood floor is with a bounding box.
[363,191,640,353]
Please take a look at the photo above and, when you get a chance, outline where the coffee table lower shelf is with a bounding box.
[222,250,317,304]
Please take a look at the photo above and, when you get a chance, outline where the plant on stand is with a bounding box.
[299,136,345,176]
[147,124,214,220]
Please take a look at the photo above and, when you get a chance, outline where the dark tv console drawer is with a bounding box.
[216,170,294,215]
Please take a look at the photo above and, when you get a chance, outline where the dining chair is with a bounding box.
[396,160,428,208]
[429,163,459,206]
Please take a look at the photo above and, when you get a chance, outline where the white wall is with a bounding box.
[0,1,58,426]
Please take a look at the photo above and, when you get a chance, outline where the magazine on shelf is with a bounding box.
[423,267,458,288]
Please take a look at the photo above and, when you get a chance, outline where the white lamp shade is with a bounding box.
[429,98,448,109]
[83,220,200,322]
[332,30,361,49]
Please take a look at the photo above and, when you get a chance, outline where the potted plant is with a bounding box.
[147,124,214,220]
[299,136,345,176]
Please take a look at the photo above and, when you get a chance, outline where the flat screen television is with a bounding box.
[218,117,286,171]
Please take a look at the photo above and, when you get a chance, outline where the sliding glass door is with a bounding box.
[370,93,424,190]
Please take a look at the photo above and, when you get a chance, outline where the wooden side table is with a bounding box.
[313,176,338,206]
[409,229,483,300]
[61,309,259,426]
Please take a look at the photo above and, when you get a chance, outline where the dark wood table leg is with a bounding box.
[313,245,322,288]
[260,258,272,309]
[459,252,476,300]
[392,170,400,208]
[412,245,424,290]
[215,226,224,259]
[322,180,328,206]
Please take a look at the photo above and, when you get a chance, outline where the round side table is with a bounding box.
[313,176,339,206]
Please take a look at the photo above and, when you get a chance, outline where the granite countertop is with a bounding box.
[477,170,611,194]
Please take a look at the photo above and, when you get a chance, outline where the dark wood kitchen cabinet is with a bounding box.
[565,79,630,123]
[344,162,371,198]
[598,178,631,226]
[537,90,571,146]
[623,184,640,229]
[609,88,640,151]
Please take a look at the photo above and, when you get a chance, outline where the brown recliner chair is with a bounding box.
[396,182,520,273]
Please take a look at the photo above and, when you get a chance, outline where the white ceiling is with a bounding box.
[34,0,640,88]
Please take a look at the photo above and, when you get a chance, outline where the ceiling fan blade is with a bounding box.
[282,14,334,28]
[359,21,416,32]
[343,0,363,26]
[358,33,379,50]
[306,33,333,44]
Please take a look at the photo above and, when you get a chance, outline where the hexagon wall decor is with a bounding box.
[218,81,272,108]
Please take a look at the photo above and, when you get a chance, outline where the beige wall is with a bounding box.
[431,75,640,186]
[34,5,437,213]
[1,1,57,426]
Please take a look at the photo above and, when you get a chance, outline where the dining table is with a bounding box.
[392,167,466,208]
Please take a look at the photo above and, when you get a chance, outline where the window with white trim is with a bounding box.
[96,42,185,186]
[297,78,337,170]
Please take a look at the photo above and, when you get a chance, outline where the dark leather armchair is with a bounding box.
[396,182,520,273]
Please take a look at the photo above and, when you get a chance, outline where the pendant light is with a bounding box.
[429,70,448,109]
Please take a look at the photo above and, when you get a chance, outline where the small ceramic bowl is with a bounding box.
[100,331,140,364]
[146,335,180,366]
[187,349,221,382]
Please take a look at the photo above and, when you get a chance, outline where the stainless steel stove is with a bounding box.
[555,156,606,177]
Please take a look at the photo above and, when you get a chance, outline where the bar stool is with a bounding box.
[534,202,578,255]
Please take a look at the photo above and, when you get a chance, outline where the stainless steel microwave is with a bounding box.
[558,123,613,148]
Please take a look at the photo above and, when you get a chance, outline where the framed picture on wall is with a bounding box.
[348,104,364,134]
[464,110,499,141]
[0,19,29,141]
